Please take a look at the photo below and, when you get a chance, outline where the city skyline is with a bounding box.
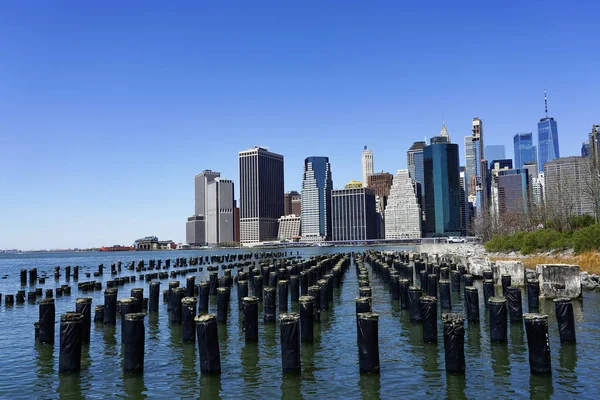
[2,1,600,249]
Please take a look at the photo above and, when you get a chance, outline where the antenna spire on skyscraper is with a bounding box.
[544,89,548,118]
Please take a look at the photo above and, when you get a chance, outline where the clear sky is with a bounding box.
[1,1,599,250]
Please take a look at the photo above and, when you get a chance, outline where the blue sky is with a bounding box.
[1,1,599,249]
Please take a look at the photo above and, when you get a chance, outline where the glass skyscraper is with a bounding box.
[423,137,461,237]
[301,156,333,241]
[537,117,559,173]
[513,133,537,169]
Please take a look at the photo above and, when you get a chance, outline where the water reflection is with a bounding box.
[57,372,83,400]
[446,373,467,400]
[529,373,554,399]
[147,312,159,341]
[199,374,222,399]
[123,375,147,399]
[358,372,381,400]
[281,373,302,400]
[241,342,260,388]
[180,342,198,391]
[102,325,117,356]
[490,343,511,391]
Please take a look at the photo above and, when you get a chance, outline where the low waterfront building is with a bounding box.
[278,214,301,241]
[384,170,422,239]
[134,236,176,250]
[186,216,205,246]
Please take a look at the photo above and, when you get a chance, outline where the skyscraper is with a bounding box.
[284,191,301,216]
[195,170,220,216]
[545,157,595,218]
[465,118,487,216]
[186,169,221,245]
[497,169,530,217]
[331,188,377,241]
[206,178,235,245]
[537,90,560,173]
[582,140,591,158]
[485,145,506,168]
[407,141,426,193]
[361,146,374,187]
[459,166,470,236]
[384,170,422,239]
[301,156,333,241]
[513,133,537,169]
[589,124,600,167]
[424,134,461,237]
[239,146,284,243]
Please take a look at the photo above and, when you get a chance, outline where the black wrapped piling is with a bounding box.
[75,297,92,344]
[103,288,118,325]
[237,280,249,311]
[290,275,300,302]
[300,271,308,296]
[483,270,493,280]
[318,279,329,311]
[280,313,301,374]
[359,287,372,298]
[427,274,438,298]
[524,313,552,374]
[307,285,321,322]
[186,275,195,298]
[149,282,160,313]
[464,287,480,323]
[167,281,179,311]
[450,271,461,292]
[243,296,259,342]
[216,287,230,324]
[299,296,314,343]
[390,274,400,300]
[489,297,508,343]
[501,275,511,295]
[269,271,278,288]
[198,282,210,313]
[278,280,289,312]
[253,275,263,301]
[120,297,139,327]
[169,288,185,324]
[464,274,474,288]
[439,279,451,309]
[527,279,540,310]
[130,288,143,313]
[195,314,221,374]
[357,312,380,374]
[94,305,104,323]
[408,287,422,323]
[209,272,219,295]
[421,296,438,343]
[182,297,198,343]
[554,298,576,343]
[38,298,55,344]
[20,269,27,286]
[420,270,428,293]
[399,279,410,310]
[263,287,276,323]
[441,313,466,376]
[59,312,84,373]
[483,279,495,308]
[506,286,523,322]
[123,312,146,374]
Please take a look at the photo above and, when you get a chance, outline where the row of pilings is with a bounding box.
[31,253,352,374]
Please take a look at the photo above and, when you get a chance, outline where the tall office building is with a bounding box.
[489,160,513,220]
[284,191,301,216]
[384,170,422,239]
[239,146,284,243]
[588,124,600,167]
[485,145,506,168]
[465,118,488,217]
[206,178,235,245]
[186,169,221,245]
[537,90,560,173]
[545,157,595,217]
[331,188,377,241]
[497,169,530,217]
[513,133,537,169]
[361,146,374,187]
[459,166,470,236]
[582,140,591,158]
[407,141,426,192]
[301,156,333,241]
[424,135,461,237]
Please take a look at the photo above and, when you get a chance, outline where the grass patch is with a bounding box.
[491,251,600,275]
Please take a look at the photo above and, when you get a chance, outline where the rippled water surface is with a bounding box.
[1,247,599,399]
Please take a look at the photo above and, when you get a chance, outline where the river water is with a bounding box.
[0,246,598,399]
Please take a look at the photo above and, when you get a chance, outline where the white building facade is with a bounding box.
[361,146,374,187]
[384,170,422,239]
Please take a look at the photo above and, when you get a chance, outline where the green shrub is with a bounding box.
[572,225,600,253]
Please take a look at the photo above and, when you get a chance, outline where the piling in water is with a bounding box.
[357,312,380,374]
[501,275,511,296]
[263,287,276,323]
[421,296,437,343]
[300,271,308,296]
[38,298,55,344]
[524,313,551,374]
[464,286,480,323]
[489,297,508,343]
[464,274,474,288]
[103,289,118,325]
[59,312,84,373]
[182,297,198,343]
[237,280,249,311]
[554,298,576,343]
[307,285,321,322]
[167,281,180,311]
[149,282,160,313]
[359,287,372,298]
[186,276,195,298]
[390,275,400,300]
[195,314,221,374]
[94,305,104,323]
[243,296,259,342]
[439,279,451,309]
[209,272,219,295]
[427,274,438,298]
[420,270,428,293]
[290,275,300,302]
[278,280,289,312]
[299,296,314,343]
[280,313,301,374]
[505,286,523,322]
[75,297,92,344]
[483,270,493,280]
[483,279,495,308]
[216,287,230,324]
[130,288,143,313]
[120,297,139,332]
[408,287,422,323]
[170,287,185,324]
[527,280,540,310]
[318,279,329,311]
[198,282,210,313]
[399,279,409,310]
[123,313,146,374]
[450,271,461,292]
[442,313,465,374]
